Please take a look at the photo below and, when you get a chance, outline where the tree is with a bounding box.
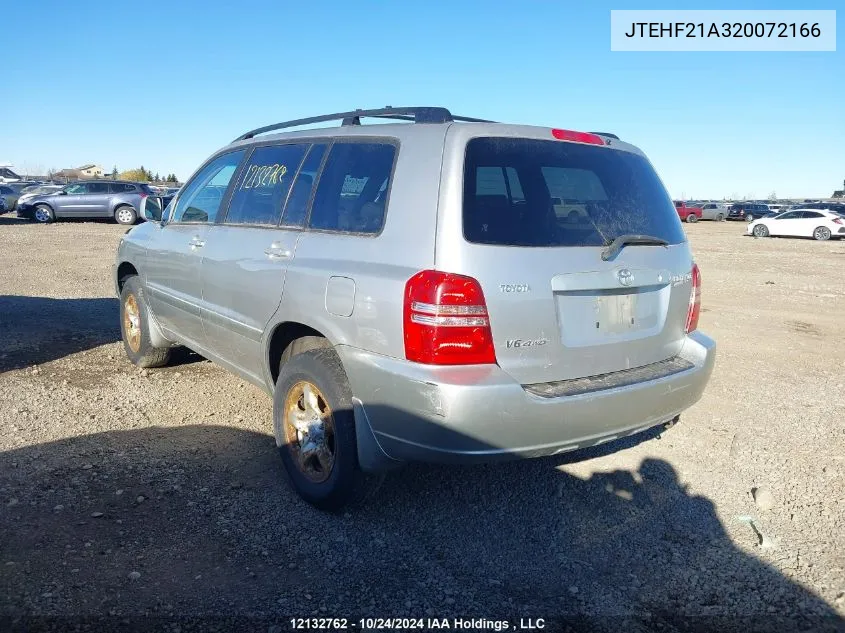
[154,172,160,183]
[768,191,777,201]
[112,165,118,180]
[118,168,150,182]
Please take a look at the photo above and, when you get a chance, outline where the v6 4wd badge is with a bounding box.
[506,338,549,349]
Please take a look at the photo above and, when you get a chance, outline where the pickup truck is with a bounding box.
[674,201,703,223]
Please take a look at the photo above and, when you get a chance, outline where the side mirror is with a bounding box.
[142,197,163,223]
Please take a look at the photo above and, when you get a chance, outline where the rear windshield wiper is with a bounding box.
[601,234,669,261]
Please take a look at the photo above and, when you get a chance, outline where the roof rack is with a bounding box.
[233,106,493,142]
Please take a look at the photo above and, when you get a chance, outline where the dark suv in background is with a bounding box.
[728,202,774,221]
[17,180,154,225]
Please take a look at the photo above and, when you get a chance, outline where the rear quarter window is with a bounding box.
[463,137,685,247]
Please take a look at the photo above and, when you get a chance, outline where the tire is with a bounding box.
[716,214,725,222]
[114,205,137,225]
[746,215,754,222]
[33,204,54,224]
[273,347,373,511]
[686,214,698,223]
[119,276,171,368]
[753,224,769,238]
[813,226,831,241]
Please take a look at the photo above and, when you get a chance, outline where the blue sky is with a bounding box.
[2,0,841,198]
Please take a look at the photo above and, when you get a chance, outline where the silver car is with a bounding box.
[700,202,728,221]
[17,180,153,224]
[115,107,716,509]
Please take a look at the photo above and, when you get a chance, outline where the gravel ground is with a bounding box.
[1,215,843,632]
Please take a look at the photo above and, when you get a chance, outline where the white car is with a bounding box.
[748,208,845,241]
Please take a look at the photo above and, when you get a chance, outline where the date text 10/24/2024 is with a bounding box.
[289,617,546,630]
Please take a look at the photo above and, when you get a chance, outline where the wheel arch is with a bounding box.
[266,321,333,386]
[116,261,139,292]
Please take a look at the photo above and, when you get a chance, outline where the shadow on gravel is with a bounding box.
[0,422,841,632]
[0,296,120,373]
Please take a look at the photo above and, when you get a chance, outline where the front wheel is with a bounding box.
[119,276,171,367]
[114,205,137,225]
[273,348,374,511]
[753,224,769,238]
[746,215,754,222]
[33,204,54,224]
[813,226,831,241]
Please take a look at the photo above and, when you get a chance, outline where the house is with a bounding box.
[78,164,104,178]
[54,164,105,181]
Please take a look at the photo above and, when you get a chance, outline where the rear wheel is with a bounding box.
[813,226,831,241]
[753,224,769,238]
[120,276,171,367]
[686,213,698,223]
[273,347,374,511]
[114,205,137,225]
[33,204,54,224]
[715,213,725,222]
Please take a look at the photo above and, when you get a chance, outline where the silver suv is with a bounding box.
[115,107,716,509]
[17,180,153,224]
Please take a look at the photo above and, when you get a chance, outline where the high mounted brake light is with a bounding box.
[404,270,496,365]
[551,129,605,145]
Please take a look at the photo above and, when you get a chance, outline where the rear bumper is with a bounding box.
[337,331,716,466]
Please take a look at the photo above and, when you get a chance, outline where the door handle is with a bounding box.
[264,247,292,260]
[189,237,205,249]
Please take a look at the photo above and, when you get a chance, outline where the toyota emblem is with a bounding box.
[617,268,634,287]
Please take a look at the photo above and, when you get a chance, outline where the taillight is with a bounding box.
[551,129,605,145]
[685,263,701,334]
[403,270,496,365]
[139,192,148,199]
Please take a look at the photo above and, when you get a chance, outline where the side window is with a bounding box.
[171,150,246,224]
[282,144,326,226]
[109,183,134,193]
[541,167,608,201]
[476,167,507,196]
[475,167,524,202]
[65,183,88,194]
[801,211,822,218]
[87,182,109,194]
[308,142,396,233]
[225,144,308,226]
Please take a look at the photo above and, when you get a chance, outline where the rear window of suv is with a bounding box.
[463,138,685,247]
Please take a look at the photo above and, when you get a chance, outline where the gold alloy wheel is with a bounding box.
[283,381,336,483]
[123,294,142,353]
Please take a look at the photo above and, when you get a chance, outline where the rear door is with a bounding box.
[436,132,693,385]
[199,142,322,378]
[798,211,826,236]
